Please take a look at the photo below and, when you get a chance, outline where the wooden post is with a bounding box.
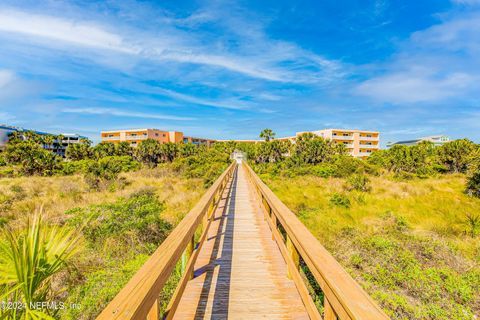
[181,236,195,279]
[146,299,159,320]
[271,214,277,240]
[324,297,337,320]
[286,235,299,280]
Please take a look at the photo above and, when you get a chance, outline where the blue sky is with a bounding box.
[0,0,479,145]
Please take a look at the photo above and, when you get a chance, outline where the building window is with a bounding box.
[155,133,159,136]
[163,134,166,137]
[367,134,372,137]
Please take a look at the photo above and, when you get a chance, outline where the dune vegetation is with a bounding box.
[1,129,479,319]
[244,131,480,320]
[0,133,234,319]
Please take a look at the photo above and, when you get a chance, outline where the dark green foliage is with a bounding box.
[66,142,93,160]
[61,159,96,175]
[67,188,171,246]
[115,141,133,156]
[291,133,345,165]
[463,213,480,237]
[373,142,436,175]
[330,193,351,208]
[346,174,371,192]
[465,169,480,198]
[134,139,163,167]
[259,128,276,142]
[4,140,61,176]
[254,139,291,163]
[84,156,139,190]
[0,152,6,166]
[93,142,116,159]
[173,144,231,187]
[436,139,477,173]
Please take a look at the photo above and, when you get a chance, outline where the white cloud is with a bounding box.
[0,9,137,54]
[154,87,250,110]
[62,107,195,121]
[0,8,343,83]
[354,13,480,103]
[356,70,474,103]
[0,70,14,88]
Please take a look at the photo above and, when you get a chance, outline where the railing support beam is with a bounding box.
[286,235,299,280]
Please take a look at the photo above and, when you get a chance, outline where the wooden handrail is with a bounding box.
[243,162,389,320]
[97,162,236,320]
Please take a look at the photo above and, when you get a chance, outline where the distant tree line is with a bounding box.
[237,129,480,198]
[1,129,479,197]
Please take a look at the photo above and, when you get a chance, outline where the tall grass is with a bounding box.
[259,172,480,319]
[0,213,82,319]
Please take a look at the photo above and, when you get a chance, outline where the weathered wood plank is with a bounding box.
[244,163,389,320]
[172,166,309,319]
[97,163,235,320]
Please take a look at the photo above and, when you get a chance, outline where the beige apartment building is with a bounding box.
[100,128,214,146]
[297,129,380,158]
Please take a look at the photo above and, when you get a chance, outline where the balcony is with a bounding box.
[102,136,120,141]
[340,143,354,148]
[359,143,379,148]
[125,134,148,140]
[359,136,379,141]
[332,135,354,140]
[357,152,373,157]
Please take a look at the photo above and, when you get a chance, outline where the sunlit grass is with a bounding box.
[259,172,480,319]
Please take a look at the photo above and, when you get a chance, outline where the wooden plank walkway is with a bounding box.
[172,165,309,320]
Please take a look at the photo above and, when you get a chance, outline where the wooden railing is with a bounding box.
[243,162,389,320]
[97,162,236,320]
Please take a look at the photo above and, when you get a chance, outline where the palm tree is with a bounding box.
[79,138,92,146]
[259,129,276,142]
[24,130,40,143]
[0,213,82,319]
[43,135,55,150]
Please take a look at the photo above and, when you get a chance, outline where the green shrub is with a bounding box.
[329,193,351,208]
[0,152,6,166]
[84,156,139,190]
[4,140,62,176]
[465,169,480,198]
[62,254,149,320]
[332,155,366,178]
[67,189,171,246]
[61,159,95,175]
[346,174,371,192]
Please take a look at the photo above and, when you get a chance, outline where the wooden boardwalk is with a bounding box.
[172,166,309,320]
[98,162,389,320]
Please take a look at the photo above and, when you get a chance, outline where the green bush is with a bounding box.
[67,188,171,246]
[4,140,62,176]
[0,152,6,166]
[465,169,480,198]
[332,155,366,177]
[329,193,351,208]
[346,174,371,192]
[62,254,149,320]
[84,156,139,190]
[61,159,95,175]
